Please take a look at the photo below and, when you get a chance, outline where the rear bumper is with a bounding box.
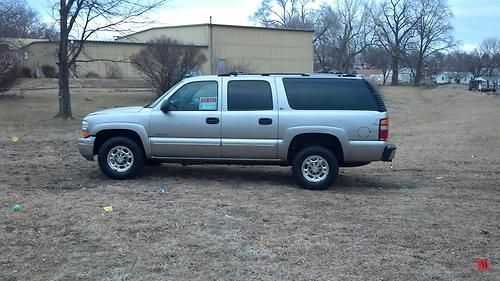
[347,141,397,162]
[78,137,95,161]
[382,144,397,162]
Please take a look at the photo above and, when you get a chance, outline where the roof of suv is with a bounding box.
[182,73,365,84]
[215,72,363,79]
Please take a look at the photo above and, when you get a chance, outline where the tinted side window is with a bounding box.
[169,81,218,111]
[283,78,379,111]
[227,80,273,111]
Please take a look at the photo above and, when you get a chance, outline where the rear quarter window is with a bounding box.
[283,78,382,111]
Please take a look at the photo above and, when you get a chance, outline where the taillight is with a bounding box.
[379,118,389,141]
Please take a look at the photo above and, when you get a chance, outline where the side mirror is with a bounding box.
[161,99,179,113]
[160,100,170,113]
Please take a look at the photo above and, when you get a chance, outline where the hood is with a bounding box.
[88,106,144,116]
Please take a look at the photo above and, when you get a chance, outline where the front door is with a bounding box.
[149,79,221,158]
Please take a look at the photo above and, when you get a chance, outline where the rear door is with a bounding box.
[221,77,279,159]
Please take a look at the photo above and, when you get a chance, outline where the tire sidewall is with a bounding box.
[98,137,144,179]
[292,146,339,190]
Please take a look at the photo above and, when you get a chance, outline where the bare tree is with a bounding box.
[313,5,339,72]
[0,44,18,94]
[131,38,206,96]
[372,0,420,85]
[478,37,500,78]
[409,0,454,85]
[251,0,334,44]
[54,0,166,119]
[425,51,446,73]
[251,0,315,29]
[450,38,500,79]
[467,50,488,78]
[252,0,344,73]
[443,50,474,81]
[0,0,58,39]
[334,0,374,72]
[363,46,391,85]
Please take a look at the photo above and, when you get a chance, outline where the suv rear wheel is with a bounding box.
[98,137,144,179]
[292,146,339,190]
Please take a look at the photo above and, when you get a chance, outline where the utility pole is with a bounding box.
[209,16,214,74]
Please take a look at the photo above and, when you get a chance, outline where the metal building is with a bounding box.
[116,24,314,74]
[21,41,151,79]
[21,24,314,79]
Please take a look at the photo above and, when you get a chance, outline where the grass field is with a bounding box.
[0,80,498,280]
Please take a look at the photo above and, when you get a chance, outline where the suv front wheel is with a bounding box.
[98,137,145,179]
[292,146,339,190]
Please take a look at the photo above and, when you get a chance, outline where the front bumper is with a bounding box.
[382,144,397,162]
[78,136,96,161]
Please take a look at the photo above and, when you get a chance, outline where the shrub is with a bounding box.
[85,71,99,78]
[106,63,122,79]
[131,37,206,96]
[21,67,32,78]
[41,65,57,78]
[0,49,19,93]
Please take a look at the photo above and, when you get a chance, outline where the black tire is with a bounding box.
[98,137,145,179]
[292,146,339,190]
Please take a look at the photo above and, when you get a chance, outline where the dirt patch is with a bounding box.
[0,81,498,280]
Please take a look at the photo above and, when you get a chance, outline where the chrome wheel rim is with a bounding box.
[302,155,329,183]
[107,146,134,173]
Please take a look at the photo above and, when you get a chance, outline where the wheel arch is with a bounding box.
[93,126,150,157]
[286,132,345,165]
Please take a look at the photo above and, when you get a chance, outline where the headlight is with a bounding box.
[82,120,89,138]
[82,120,89,132]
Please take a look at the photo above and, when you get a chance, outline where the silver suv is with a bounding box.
[78,74,396,190]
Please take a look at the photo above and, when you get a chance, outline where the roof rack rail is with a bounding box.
[217,72,310,77]
[217,71,242,76]
[312,71,358,77]
[260,73,310,76]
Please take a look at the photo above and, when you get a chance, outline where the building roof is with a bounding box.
[436,71,474,76]
[20,39,208,49]
[1,38,50,49]
[115,23,314,41]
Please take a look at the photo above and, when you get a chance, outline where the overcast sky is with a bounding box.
[28,0,499,51]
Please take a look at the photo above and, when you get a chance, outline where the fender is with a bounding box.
[279,126,350,161]
[91,123,152,158]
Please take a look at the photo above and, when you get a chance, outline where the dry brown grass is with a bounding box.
[0,80,499,280]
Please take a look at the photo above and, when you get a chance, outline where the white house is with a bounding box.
[361,68,412,85]
[398,68,412,84]
[436,72,474,84]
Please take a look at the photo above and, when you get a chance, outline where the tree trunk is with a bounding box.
[55,1,72,119]
[391,58,399,86]
[413,50,425,86]
[414,62,422,86]
[56,62,72,119]
[382,67,389,85]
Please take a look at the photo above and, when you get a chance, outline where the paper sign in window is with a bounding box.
[199,97,217,110]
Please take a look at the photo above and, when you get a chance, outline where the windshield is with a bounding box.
[145,81,183,108]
